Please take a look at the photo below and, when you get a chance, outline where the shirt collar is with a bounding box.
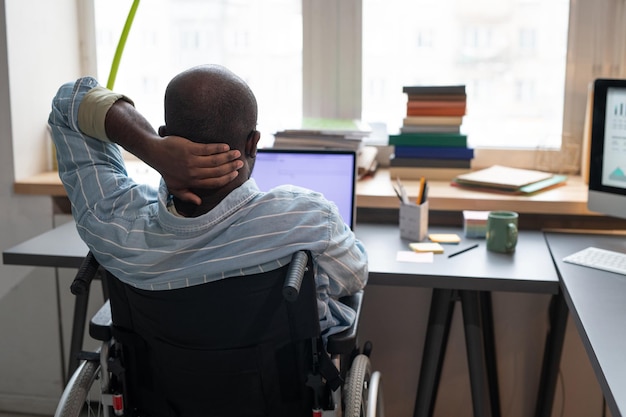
[157,178,262,234]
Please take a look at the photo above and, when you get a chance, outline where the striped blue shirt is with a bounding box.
[48,77,368,335]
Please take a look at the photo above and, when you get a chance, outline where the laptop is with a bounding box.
[252,149,358,229]
[127,148,358,228]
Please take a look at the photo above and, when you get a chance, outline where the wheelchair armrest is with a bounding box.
[71,252,100,296]
[89,300,113,342]
[283,251,310,302]
[326,290,363,355]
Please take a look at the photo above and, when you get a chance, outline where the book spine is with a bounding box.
[394,146,474,160]
[406,100,466,109]
[403,116,464,126]
[406,93,467,102]
[390,157,472,169]
[389,133,467,147]
[402,85,466,95]
[389,166,471,181]
[400,125,461,134]
[406,107,467,117]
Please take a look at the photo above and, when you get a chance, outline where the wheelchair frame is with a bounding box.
[54,251,384,417]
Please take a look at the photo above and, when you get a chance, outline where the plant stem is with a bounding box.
[107,0,141,90]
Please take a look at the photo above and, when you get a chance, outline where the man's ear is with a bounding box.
[158,125,167,138]
[245,130,261,158]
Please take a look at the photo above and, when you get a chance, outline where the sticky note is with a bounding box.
[428,233,461,244]
[409,242,444,254]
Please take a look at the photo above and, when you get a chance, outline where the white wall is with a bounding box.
[0,0,83,414]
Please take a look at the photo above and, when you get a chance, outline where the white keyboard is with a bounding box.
[563,246,626,276]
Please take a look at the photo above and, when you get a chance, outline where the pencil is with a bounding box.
[416,176,425,204]
[447,243,479,258]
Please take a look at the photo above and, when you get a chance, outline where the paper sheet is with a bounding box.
[396,250,434,263]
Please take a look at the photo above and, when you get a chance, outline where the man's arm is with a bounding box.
[78,86,243,204]
[103,99,243,204]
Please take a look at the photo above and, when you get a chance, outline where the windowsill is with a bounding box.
[12,161,160,196]
[14,166,593,216]
[357,168,592,215]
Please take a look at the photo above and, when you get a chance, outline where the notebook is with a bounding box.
[253,149,358,229]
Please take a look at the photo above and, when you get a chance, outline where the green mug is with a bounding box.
[486,211,518,253]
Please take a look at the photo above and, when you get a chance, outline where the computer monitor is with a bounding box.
[587,78,626,220]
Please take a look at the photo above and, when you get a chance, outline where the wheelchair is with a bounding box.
[54,251,384,417]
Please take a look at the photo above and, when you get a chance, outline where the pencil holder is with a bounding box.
[399,201,429,241]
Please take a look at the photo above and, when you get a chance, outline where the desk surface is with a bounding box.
[3,221,558,295]
[14,168,594,216]
[356,223,559,294]
[2,221,87,269]
[544,231,626,417]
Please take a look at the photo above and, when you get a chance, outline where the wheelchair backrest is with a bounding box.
[104,251,321,417]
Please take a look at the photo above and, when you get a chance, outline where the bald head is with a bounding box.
[163,65,258,151]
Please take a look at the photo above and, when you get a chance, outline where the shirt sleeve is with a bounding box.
[314,209,368,336]
[321,218,369,298]
[77,86,134,143]
[48,77,158,235]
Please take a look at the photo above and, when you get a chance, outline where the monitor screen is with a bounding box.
[252,149,357,228]
[588,78,626,219]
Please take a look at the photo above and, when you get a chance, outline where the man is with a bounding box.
[49,64,368,338]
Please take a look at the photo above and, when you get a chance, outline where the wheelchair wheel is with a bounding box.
[344,354,372,417]
[54,359,101,417]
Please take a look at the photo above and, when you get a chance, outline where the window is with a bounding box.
[361,0,570,150]
[93,0,302,148]
[90,0,626,172]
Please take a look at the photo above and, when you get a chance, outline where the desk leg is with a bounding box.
[460,290,496,417]
[534,292,568,417]
[413,288,456,417]
[480,291,501,417]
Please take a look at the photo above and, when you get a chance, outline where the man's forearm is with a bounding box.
[103,99,162,165]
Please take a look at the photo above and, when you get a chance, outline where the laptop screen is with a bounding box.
[252,149,357,229]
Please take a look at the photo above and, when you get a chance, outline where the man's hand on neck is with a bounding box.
[103,99,243,205]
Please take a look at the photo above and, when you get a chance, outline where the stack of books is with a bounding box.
[272,118,371,151]
[272,117,378,179]
[389,85,473,180]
